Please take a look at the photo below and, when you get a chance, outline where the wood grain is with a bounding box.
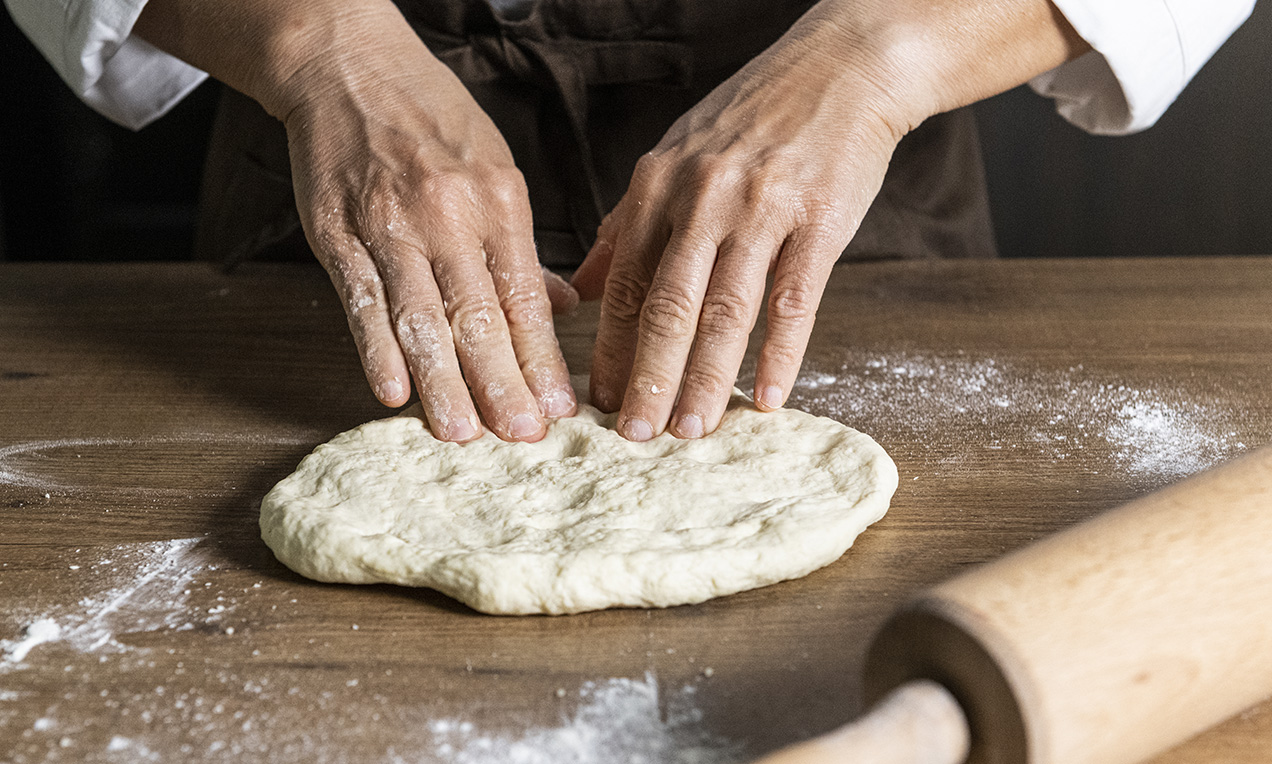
[1,258,1270,762]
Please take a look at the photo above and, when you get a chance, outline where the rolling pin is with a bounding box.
[757,445,1272,764]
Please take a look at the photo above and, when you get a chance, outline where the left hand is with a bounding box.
[571,0,1087,441]
[570,9,908,441]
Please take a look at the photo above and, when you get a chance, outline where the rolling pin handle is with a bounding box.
[752,679,970,764]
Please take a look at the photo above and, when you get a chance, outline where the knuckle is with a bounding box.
[687,153,728,182]
[310,224,358,264]
[627,370,673,400]
[798,208,854,245]
[763,337,804,369]
[342,271,384,317]
[484,165,530,210]
[600,270,648,326]
[686,155,737,197]
[631,152,665,182]
[448,297,501,348]
[697,288,752,340]
[639,284,698,340]
[420,170,478,209]
[768,282,816,323]
[742,178,789,214]
[392,307,447,361]
[500,282,549,333]
[680,366,731,401]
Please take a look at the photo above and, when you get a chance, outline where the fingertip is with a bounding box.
[540,387,577,418]
[508,412,547,442]
[618,415,654,442]
[672,413,704,439]
[448,414,480,443]
[754,384,785,412]
[376,375,410,408]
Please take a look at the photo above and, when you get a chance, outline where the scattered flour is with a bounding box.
[0,538,219,671]
[0,433,319,495]
[5,667,735,764]
[2,542,733,763]
[425,675,738,764]
[2,620,61,665]
[783,350,1250,484]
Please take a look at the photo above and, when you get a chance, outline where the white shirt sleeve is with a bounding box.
[1031,0,1254,135]
[4,0,208,130]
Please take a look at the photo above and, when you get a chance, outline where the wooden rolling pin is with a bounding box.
[758,445,1272,764]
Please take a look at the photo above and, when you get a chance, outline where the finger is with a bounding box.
[541,266,580,316]
[432,242,547,442]
[588,204,666,415]
[615,227,719,441]
[484,237,577,419]
[570,212,620,301]
[669,234,776,438]
[753,225,839,412]
[313,233,412,408]
[375,246,482,442]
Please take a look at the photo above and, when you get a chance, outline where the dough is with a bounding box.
[260,381,898,615]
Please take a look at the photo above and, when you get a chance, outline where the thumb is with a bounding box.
[570,236,614,301]
[541,266,580,315]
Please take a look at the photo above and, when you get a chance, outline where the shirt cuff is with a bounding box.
[1029,0,1253,135]
[5,0,208,130]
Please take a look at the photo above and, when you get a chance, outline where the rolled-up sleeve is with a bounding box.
[1031,0,1254,135]
[5,0,207,130]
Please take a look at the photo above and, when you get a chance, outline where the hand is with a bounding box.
[137,0,578,442]
[570,10,904,441]
[570,0,1086,441]
[283,21,578,442]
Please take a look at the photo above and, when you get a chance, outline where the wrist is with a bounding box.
[252,0,424,123]
[134,0,423,123]
[801,0,1089,133]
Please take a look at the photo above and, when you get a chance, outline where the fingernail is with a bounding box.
[758,385,784,410]
[623,417,654,442]
[541,389,575,418]
[510,413,542,440]
[450,416,478,442]
[379,377,403,403]
[675,414,703,439]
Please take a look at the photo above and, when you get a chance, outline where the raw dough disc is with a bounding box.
[260,381,898,615]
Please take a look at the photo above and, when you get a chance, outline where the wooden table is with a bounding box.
[1,258,1269,763]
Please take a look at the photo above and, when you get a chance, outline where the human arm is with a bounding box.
[130,0,577,442]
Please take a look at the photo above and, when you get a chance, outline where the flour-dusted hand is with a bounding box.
[135,0,577,442]
[571,0,1089,440]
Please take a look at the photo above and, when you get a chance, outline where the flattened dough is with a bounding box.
[260,381,898,615]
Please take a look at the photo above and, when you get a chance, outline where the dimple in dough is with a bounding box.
[259,381,898,615]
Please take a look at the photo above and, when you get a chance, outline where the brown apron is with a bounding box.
[193,0,997,271]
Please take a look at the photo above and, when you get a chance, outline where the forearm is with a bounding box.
[132,0,420,120]
[802,0,1090,135]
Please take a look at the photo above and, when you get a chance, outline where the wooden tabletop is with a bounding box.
[1,258,1269,763]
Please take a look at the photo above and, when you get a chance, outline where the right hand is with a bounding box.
[267,3,578,442]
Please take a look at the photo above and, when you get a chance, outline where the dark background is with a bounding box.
[1,5,1269,262]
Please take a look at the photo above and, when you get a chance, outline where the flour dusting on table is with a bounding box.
[1,538,222,671]
[783,351,1249,484]
[2,540,736,763]
[428,674,740,764]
